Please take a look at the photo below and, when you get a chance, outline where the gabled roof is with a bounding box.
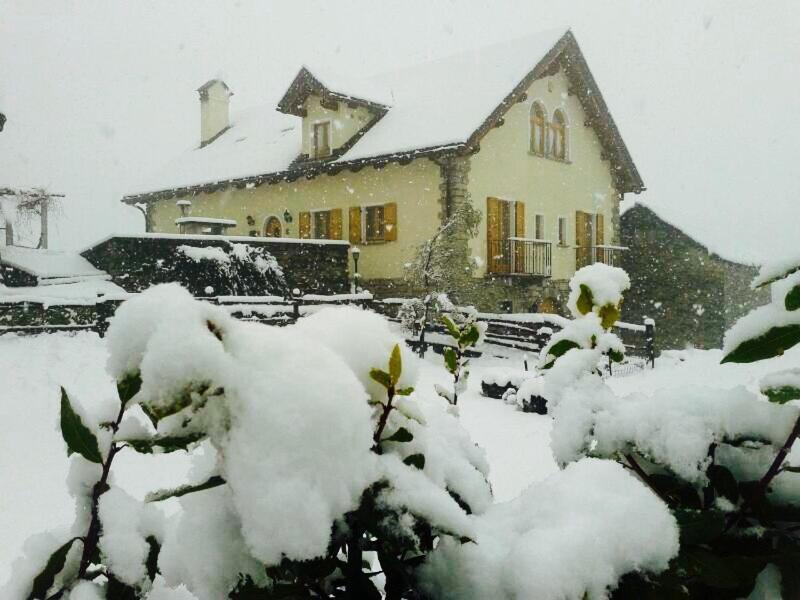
[277,66,391,117]
[125,29,644,202]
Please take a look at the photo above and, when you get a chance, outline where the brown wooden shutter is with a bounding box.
[329,208,343,240]
[299,211,311,239]
[575,210,589,268]
[486,197,500,273]
[383,202,397,241]
[515,201,525,236]
[349,207,362,244]
[514,201,525,273]
[594,213,605,263]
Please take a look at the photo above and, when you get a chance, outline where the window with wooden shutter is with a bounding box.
[299,212,311,239]
[313,210,331,239]
[514,201,525,273]
[486,197,501,273]
[366,205,385,242]
[383,202,397,241]
[349,207,362,244]
[329,208,343,240]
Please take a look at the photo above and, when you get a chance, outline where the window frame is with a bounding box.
[550,109,567,161]
[534,213,545,240]
[557,216,568,246]
[310,208,332,239]
[529,102,548,157]
[362,203,386,243]
[312,120,332,159]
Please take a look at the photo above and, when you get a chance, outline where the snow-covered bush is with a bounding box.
[10,285,490,599]
[163,242,287,297]
[436,311,485,406]
[546,259,800,597]
[12,284,684,599]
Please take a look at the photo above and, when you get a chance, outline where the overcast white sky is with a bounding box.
[1,0,798,262]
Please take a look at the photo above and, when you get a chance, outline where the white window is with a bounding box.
[557,216,567,246]
[534,214,545,240]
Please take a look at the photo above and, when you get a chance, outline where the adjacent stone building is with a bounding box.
[621,203,768,351]
[122,29,645,315]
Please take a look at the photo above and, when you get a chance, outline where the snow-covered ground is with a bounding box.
[1,330,798,585]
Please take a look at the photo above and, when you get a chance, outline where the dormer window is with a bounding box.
[313,121,331,158]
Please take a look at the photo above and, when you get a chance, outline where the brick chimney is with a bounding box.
[197,79,232,147]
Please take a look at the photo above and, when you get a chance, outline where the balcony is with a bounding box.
[487,238,552,277]
[576,244,627,269]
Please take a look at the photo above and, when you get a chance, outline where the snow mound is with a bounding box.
[566,263,630,318]
[419,458,678,600]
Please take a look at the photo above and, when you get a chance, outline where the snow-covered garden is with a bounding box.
[1,261,799,599]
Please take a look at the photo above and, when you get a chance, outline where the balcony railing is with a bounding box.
[576,244,627,269]
[488,238,552,277]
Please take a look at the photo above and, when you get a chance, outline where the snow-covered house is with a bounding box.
[123,29,644,313]
[620,202,769,350]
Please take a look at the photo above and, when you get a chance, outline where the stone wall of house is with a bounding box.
[621,204,767,351]
[82,234,349,296]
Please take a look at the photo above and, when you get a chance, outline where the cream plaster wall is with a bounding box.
[468,69,619,282]
[301,94,374,157]
[148,158,441,281]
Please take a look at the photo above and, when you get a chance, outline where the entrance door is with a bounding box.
[264,216,282,238]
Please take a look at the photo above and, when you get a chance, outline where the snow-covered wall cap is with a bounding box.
[174,216,237,226]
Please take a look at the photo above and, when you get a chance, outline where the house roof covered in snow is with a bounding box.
[124,29,644,203]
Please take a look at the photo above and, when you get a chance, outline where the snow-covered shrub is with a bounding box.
[162,242,287,297]
[12,285,490,600]
[436,312,485,406]
[547,258,800,597]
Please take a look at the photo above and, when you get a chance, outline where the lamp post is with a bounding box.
[351,246,361,294]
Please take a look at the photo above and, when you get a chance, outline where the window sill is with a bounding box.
[528,151,571,164]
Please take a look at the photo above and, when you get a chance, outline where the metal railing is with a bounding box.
[487,238,552,276]
[576,245,626,269]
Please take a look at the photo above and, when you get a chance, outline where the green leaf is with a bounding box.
[786,285,800,311]
[459,324,480,347]
[26,538,79,600]
[649,473,702,509]
[674,509,726,545]
[145,536,160,581]
[106,575,138,600]
[608,349,624,363]
[369,368,392,389]
[441,315,461,340]
[146,475,226,503]
[60,387,102,464]
[388,344,402,385]
[383,427,413,443]
[117,371,142,406]
[598,303,620,330]
[125,431,206,454]
[395,386,414,396]
[576,284,594,315]
[721,324,800,364]
[443,347,458,373]
[548,339,581,359]
[762,385,800,405]
[403,453,425,469]
[707,464,739,504]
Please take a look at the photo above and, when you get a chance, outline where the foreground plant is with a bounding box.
[545,261,800,598]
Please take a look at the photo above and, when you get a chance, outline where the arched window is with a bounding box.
[529,102,547,156]
[263,216,282,238]
[550,109,567,160]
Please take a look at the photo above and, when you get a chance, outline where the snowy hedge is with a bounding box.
[542,262,800,598]
[8,283,682,600]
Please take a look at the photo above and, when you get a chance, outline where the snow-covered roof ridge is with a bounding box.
[124,28,644,201]
[622,199,758,266]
